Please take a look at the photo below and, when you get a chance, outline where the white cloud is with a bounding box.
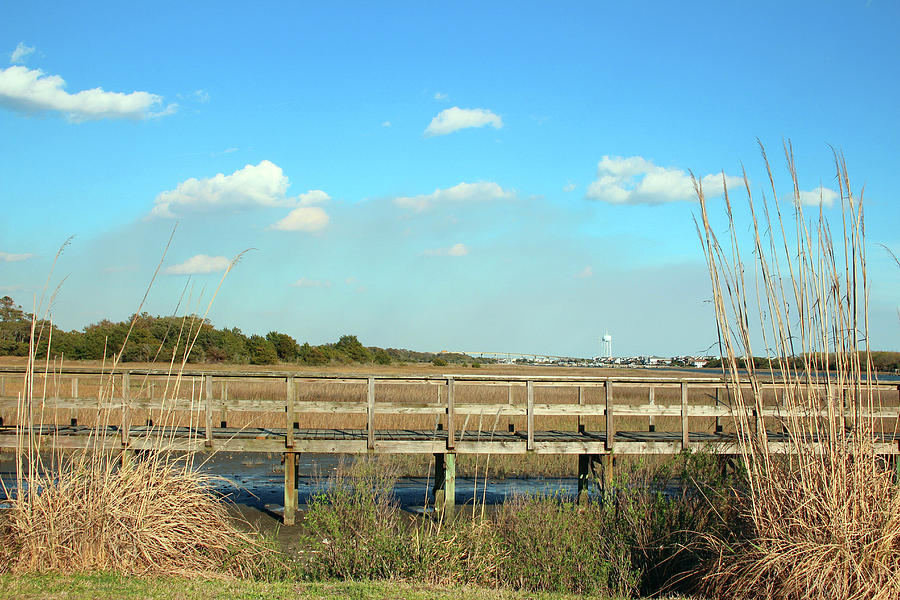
[0,65,176,121]
[271,206,330,232]
[381,120,391,127]
[164,255,231,275]
[575,266,593,278]
[291,278,331,288]
[797,186,839,208]
[424,106,502,137]
[10,42,34,64]
[394,181,514,211]
[297,190,330,206]
[193,89,210,103]
[563,182,577,192]
[0,251,33,262]
[153,160,323,217]
[424,243,469,257]
[434,92,448,101]
[585,155,743,205]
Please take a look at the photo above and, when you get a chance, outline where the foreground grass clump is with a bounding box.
[1,573,670,600]
[0,450,265,576]
[300,455,734,597]
[695,143,900,599]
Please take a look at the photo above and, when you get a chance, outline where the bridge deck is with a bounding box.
[3,425,899,455]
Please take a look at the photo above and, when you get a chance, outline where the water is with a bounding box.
[195,452,580,511]
[0,451,583,513]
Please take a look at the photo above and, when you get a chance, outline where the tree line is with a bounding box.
[703,352,900,374]
[0,296,481,366]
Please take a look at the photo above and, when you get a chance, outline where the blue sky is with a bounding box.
[1,1,898,357]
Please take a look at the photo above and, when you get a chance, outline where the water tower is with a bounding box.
[601,333,613,359]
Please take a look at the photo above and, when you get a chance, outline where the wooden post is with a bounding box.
[284,452,297,526]
[605,381,614,451]
[121,371,131,466]
[443,452,456,515]
[508,384,515,433]
[715,388,722,433]
[433,452,446,506]
[71,377,79,427]
[286,377,295,449]
[648,386,656,432]
[367,377,375,450]
[603,454,614,489]
[220,381,228,428]
[577,386,585,434]
[0,376,4,397]
[681,381,689,451]
[446,378,455,450]
[578,454,591,503]
[526,380,534,451]
[204,375,213,448]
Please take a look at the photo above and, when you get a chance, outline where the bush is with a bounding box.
[432,357,447,367]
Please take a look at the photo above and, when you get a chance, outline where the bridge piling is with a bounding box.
[284,452,298,525]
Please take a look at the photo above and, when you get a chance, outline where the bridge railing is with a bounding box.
[1,367,898,455]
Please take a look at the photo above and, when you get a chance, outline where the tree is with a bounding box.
[266,331,300,361]
[299,343,329,366]
[334,334,372,363]
[247,335,278,365]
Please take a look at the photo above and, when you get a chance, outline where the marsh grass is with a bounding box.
[0,244,271,577]
[299,453,735,597]
[695,142,900,599]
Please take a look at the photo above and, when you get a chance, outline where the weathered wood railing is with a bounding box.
[1,367,898,523]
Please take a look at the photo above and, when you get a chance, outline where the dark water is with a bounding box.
[196,452,581,512]
[0,451,582,513]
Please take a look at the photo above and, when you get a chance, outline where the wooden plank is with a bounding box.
[367,377,375,450]
[526,380,534,451]
[648,387,656,432]
[681,381,689,450]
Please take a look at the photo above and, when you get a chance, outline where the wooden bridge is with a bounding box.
[1,367,898,524]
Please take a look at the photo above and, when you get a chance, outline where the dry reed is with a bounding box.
[0,244,268,577]
[695,141,900,599]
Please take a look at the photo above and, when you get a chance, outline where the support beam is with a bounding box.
[603,453,614,490]
[648,387,656,432]
[433,452,445,506]
[577,454,597,503]
[443,452,456,515]
[284,452,297,526]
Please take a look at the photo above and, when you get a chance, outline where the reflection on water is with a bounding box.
[197,452,580,511]
[1,451,582,513]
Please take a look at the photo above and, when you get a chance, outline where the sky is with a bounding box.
[1,1,898,358]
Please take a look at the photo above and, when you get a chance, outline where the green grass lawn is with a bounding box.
[0,574,687,600]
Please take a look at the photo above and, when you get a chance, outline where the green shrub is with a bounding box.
[431,357,447,367]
